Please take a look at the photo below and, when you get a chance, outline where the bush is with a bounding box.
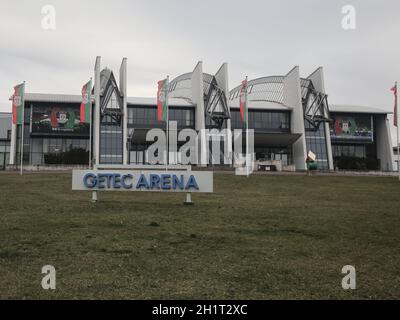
[44,148,89,165]
[334,156,380,171]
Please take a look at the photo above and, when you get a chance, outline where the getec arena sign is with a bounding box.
[72,170,213,193]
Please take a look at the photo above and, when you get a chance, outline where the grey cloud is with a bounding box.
[0,0,399,143]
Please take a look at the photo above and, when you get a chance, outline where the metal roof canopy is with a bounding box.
[169,71,231,128]
[330,105,392,115]
[229,75,331,129]
[253,132,302,148]
[99,69,123,123]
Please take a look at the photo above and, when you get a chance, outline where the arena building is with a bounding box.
[0,58,395,171]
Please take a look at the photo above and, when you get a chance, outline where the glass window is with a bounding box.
[305,120,329,170]
[100,115,123,164]
[230,110,290,132]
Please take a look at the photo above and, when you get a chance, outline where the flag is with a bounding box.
[391,84,398,127]
[12,83,24,125]
[157,79,168,122]
[239,79,248,124]
[80,80,91,123]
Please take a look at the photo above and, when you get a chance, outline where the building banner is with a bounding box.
[330,114,374,142]
[72,170,213,193]
[31,105,89,136]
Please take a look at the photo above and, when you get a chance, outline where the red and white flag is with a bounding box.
[80,80,91,124]
[391,84,398,127]
[239,78,248,124]
[157,79,168,122]
[12,83,24,125]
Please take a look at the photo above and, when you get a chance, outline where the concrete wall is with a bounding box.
[307,67,334,170]
[191,62,207,166]
[214,63,232,164]
[283,66,307,170]
[376,115,394,171]
[0,113,11,139]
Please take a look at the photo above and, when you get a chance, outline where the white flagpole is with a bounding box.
[20,81,25,176]
[89,78,93,169]
[396,81,399,181]
[245,76,249,177]
[166,76,170,170]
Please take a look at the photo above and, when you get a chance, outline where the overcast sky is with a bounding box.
[1,0,399,142]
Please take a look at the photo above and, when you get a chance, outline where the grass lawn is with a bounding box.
[0,172,399,299]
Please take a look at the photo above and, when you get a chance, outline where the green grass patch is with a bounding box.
[0,172,399,299]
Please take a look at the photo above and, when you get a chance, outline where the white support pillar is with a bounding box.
[9,122,17,165]
[92,191,98,203]
[324,122,334,170]
[94,56,101,166]
[191,62,207,166]
[214,63,232,165]
[307,67,334,171]
[283,66,307,171]
[376,115,395,171]
[184,192,194,205]
[120,57,128,165]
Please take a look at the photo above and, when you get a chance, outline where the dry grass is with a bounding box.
[0,172,399,299]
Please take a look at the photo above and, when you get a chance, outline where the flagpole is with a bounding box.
[166,76,170,171]
[396,81,399,181]
[245,76,249,178]
[20,81,25,176]
[89,78,93,169]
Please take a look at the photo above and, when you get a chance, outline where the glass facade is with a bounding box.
[128,105,195,129]
[304,120,329,170]
[15,124,31,164]
[0,140,10,169]
[230,109,292,166]
[231,109,290,132]
[330,113,379,170]
[331,142,379,170]
[127,105,195,164]
[16,124,89,165]
[169,108,195,128]
[12,103,90,165]
[332,145,367,158]
[100,115,123,164]
[10,98,388,171]
[128,106,161,128]
[255,147,292,167]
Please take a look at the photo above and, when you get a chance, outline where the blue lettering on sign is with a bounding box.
[136,174,149,189]
[82,173,200,191]
[97,174,106,189]
[160,174,171,190]
[186,175,199,190]
[149,174,160,190]
[83,173,97,188]
[106,174,113,188]
[83,173,132,189]
[121,174,133,189]
[113,174,121,189]
[172,175,184,190]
